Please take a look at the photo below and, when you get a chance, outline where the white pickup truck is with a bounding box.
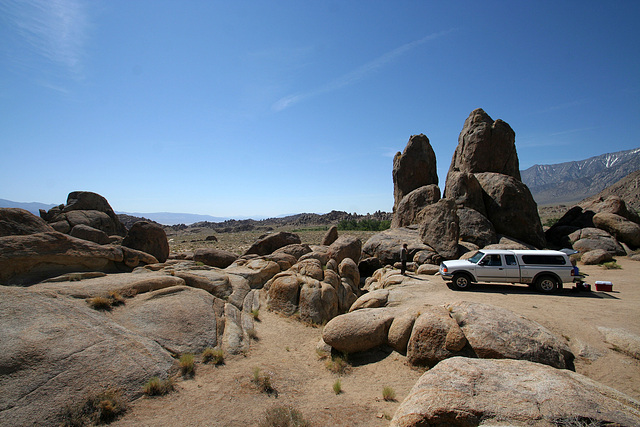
[439,249,579,293]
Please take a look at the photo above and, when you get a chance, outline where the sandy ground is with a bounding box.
[112,258,640,426]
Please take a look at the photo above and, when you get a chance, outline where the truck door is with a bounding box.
[503,254,521,282]
[476,254,507,282]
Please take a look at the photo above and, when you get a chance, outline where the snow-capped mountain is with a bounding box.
[521,148,640,206]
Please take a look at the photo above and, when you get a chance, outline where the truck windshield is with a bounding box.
[468,251,484,264]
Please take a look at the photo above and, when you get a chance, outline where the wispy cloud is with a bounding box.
[549,126,598,137]
[1,0,89,78]
[272,29,457,112]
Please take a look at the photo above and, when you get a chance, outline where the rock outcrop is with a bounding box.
[392,134,438,214]
[0,232,130,285]
[244,231,301,256]
[40,191,126,236]
[122,221,170,263]
[193,248,238,268]
[391,357,640,427]
[0,208,55,236]
[0,286,175,427]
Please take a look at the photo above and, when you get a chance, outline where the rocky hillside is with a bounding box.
[580,170,640,213]
[521,147,640,205]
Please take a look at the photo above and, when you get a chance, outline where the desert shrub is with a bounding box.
[252,367,276,395]
[179,353,195,377]
[60,387,127,426]
[259,405,309,427]
[202,347,224,365]
[247,327,259,340]
[143,376,175,396]
[382,386,396,401]
[87,296,112,311]
[325,352,349,375]
[543,217,560,227]
[251,308,260,320]
[601,261,622,270]
[333,379,342,395]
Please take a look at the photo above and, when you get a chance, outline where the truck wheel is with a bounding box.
[535,275,558,293]
[452,273,472,290]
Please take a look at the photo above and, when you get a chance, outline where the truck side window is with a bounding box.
[505,255,517,265]
[486,255,502,266]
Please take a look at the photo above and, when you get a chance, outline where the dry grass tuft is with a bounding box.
[252,367,277,396]
[202,347,225,365]
[382,386,396,401]
[143,376,175,396]
[325,352,349,375]
[87,296,113,311]
[179,353,195,377]
[60,387,127,426]
[259,405,309,427]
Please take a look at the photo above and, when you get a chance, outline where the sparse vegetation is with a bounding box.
[247,327,259,340]
[325,352,349,375]
[87,291,127,311]
[87,296,113,311]
[337,218,390,231]
[202,347,224,365]
[60,387,127,426]
[333,379,342,395]
[382,386,396,401]
[143,376,175,396]
[179,353,195,377]
[543,217,560,227]
[108,290,125,306]
[601,261,622,270]
[553,416,607,426]
[252,367,276,395]
[251,308,260,321]
[259,405,309,427]
[316,348,330,360]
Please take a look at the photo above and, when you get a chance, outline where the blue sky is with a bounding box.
[1,1,639,218]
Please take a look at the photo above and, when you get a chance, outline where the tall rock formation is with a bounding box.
[444,109,545,249]
[392,134,440,227]
[392,134,439,213]
[447,108,520,181]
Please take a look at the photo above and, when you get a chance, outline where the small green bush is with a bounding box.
[259,405,309,427]
[179,353,195,377]
[143,376,175,396]
[251,308,260,321]
[382,386,396,401]
[333,379,342,395]
[202,347,224,365]
[60,387,127,426]
[601,261,622,270]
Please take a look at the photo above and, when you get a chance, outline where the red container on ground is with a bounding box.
[595,281,613,292]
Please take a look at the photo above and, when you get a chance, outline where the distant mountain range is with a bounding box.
[521,147,640,206]
[0,200,235,225]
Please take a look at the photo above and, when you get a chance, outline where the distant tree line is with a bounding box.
[336,218,391,231]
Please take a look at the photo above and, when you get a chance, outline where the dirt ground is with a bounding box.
[112,258,640,427]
